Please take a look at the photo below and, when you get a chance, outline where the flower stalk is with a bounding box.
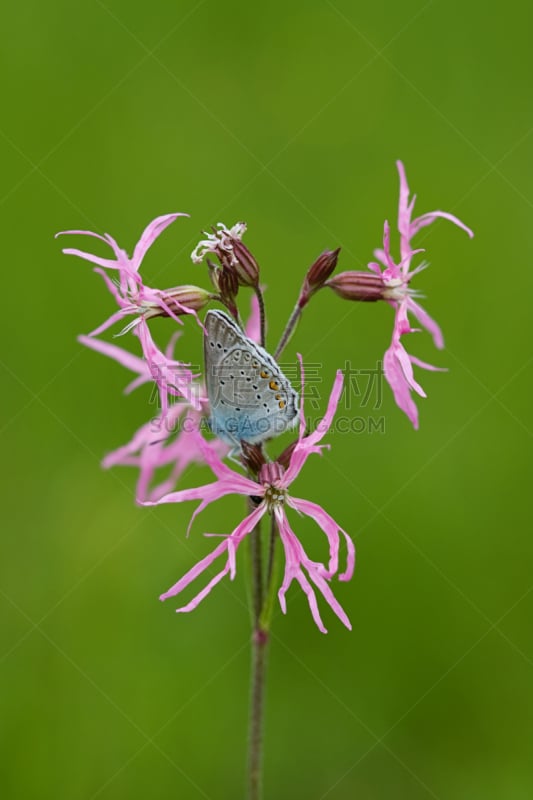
[274,248,340,359]
[248,511,281,799]
[253,286,267,348]
[248,617,269,800]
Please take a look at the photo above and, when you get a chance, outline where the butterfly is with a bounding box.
[204,310,299,448]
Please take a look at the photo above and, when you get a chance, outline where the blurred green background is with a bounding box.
[1,1,532,798]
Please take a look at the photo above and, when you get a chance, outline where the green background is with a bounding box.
[1,1,532,798]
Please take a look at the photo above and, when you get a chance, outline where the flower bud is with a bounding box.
[325,271,386,302]
[146,285,214,319]
[305,248,340,292]
[240,441,266,474]
[231,239,260,288]
[217,267,239,302]
[206,258,221,291]
[298,248,340,308]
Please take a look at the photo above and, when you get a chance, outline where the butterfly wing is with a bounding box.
[204,310,299,446]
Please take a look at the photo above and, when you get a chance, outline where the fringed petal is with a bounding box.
[132,213,188,270]
[160,505,265,610]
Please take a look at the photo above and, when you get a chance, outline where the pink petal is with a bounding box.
[295,353,307,439]
[282,443,324,488]
[383,345,419,429]
[294,572,327,633]
[61,247,125,271]
[144,479,238,511]
[189,433,260,491]
[124,375,149,394]
[135,320,200,411]
[105,404,207,503]
[102,427,149,470]
[285,368,344,485]
[396,160,412,256]
[410,210,474,239]
[56,230,125,259]
[300,568,352,631]
[56,229,110,242]
[164,331,182,360]
[275,507,352,633]
[245,292,262,344]
[174,566,232,613]
[288,497,355,581]
[406,297,444,349]
[276,512,327,632]
[379,221,401,276]
[409,354,446,372]
[143,466,262,536]
[160,505,265,610]
[88,309,129,337]
[78,334,148,378]
[93,268,126,307]
[395,342,426,398]
[132,213,188,270]
[306,368,344,446]
[160,538,230,603]
[287,496,339,576]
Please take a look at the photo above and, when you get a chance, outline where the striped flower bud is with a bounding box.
[325,271,387,302]
[231,239,260,288]
[145,285,214,319]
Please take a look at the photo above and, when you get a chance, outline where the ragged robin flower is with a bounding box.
[326,161,474,428]
[57,215,211,413]
[143,361,355,633]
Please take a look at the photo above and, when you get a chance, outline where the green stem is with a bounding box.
[259,515,280,631]
[254,286,267,348]
[274,300,304,360]
[247,513,280,799]
[247,511,266,800]
[214,294,244,329]
[249,510,263,623]
[248,624,269,800]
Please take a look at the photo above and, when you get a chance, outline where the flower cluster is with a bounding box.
[60,162,472,631]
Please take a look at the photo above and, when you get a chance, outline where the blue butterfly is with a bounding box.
[204,310,299,448]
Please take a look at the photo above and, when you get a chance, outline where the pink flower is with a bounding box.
[79,333,212,498]
[103,401,227,504]
[369,161,474,428]
[58,215,207,413]
[135,321,202,414]
[144,362,355,634]
[57,214,197,336]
